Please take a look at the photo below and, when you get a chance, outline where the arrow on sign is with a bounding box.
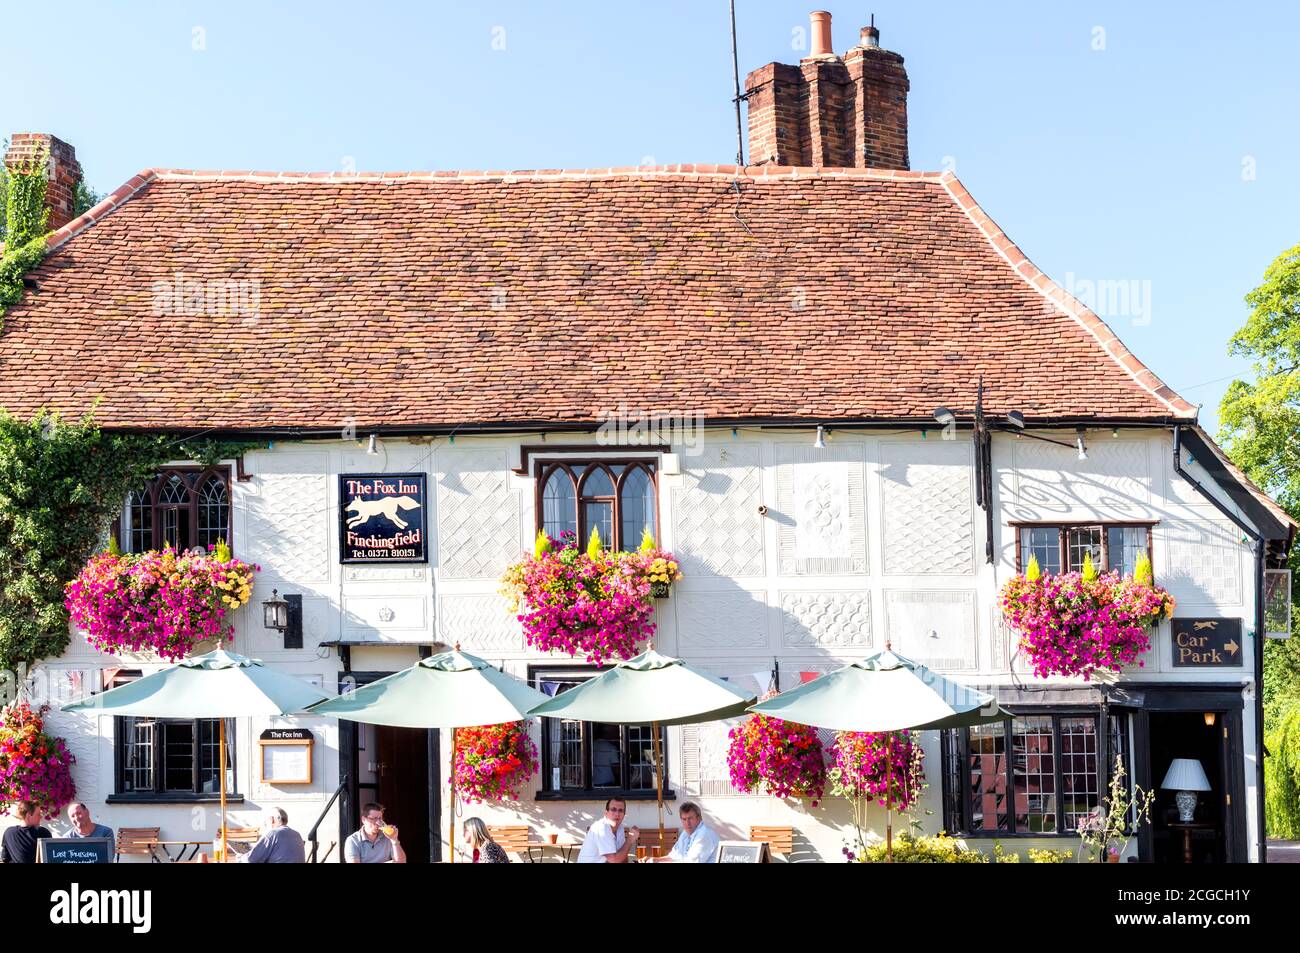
[1225,639,1240,656]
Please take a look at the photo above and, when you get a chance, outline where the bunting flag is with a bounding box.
[799,671,820,684]
[751,670,773,694]
[540,681,561,697]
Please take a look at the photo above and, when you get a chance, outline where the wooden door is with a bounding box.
[376,726,431,864]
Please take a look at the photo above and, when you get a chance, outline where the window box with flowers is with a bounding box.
[500,529,681,665]
[1000,552,1175,681]
[65,540,259,662]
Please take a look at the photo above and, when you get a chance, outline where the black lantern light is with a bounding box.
[262,589,289,632]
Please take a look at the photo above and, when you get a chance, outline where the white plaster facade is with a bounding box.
[17,424,1271,862]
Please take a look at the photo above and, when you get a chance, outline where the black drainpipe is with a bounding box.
[1172,425,1268,863]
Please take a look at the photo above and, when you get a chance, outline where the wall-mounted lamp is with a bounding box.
[262,589,289,632]
[1203,712,1217,727]
[1076,429,1088,461]
[813,425,827,449]
[366,433,379,456]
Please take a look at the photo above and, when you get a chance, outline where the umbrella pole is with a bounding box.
[449,727,458,864]
[886,730,893,864]
[652,720,665,855]
[219,718,228,863]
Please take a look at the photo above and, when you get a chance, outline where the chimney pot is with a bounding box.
[861,24,881,48]
[809,11,834,59]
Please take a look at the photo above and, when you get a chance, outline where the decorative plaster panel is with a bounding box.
[342,594,428,638]
[671,445,765,577]
[437,594,525,653]
[1160,521,1244,607]
[779,591,873,649]
[436,449,521,579]
[1009,439,1150,519]
[243,454,332,584]
[773,443,867,575]
[884,590,979,671]
[879,441,975,575]
[674,589,769,650]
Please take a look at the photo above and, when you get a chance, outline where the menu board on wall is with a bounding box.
[339,473,428,564]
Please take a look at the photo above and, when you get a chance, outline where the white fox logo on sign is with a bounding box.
[345,495,421,530]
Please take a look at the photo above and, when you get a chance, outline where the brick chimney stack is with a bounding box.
[4,133,84,232]
[744,12,910,170]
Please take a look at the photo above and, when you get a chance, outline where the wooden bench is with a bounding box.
[487,825,533,860]
[640,827,679,857]
[750,825,794,856]
[116,827,161,863]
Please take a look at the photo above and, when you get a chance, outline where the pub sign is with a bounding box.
[1171,618,1244,668]
[339,473,428,564]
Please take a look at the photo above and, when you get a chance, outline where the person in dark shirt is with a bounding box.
[1,801,52,863]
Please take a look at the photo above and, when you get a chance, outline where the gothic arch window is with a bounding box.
[535,458,659,551]
[120,468,233,554]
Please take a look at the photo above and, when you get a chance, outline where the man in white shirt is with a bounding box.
[576,797,640,863]
[654,802,720,863]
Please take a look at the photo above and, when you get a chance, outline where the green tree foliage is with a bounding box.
[1219,241,1300,836]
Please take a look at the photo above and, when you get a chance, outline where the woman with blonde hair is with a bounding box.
[463,817,510,864]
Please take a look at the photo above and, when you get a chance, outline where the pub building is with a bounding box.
[0,13,1293,864]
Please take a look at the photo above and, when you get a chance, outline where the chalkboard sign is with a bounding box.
[37,837,113,864]
[339,473,428,564]
[1171,618,1244,668]
[714,840,770,863]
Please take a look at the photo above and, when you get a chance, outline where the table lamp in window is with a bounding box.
[1160,759,1211,822]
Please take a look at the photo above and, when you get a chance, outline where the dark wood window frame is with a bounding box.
[529,663,674,803]
[108,714,242,804]
[941,708,1129,839]
[1010,521,1156,576]
[117,466,234,554]
[533,454,661,552]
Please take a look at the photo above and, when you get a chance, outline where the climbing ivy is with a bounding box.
[0,411,259,671]
[0,143,50,327]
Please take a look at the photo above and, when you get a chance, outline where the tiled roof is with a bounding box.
[0,165,1195,431]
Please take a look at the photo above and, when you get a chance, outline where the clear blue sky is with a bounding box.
[6,1,1297,432]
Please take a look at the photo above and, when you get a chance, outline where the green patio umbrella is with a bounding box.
[64,648,330,861]
[528,649,757,854]
[310,648,550,863]
[747,647,1011,861]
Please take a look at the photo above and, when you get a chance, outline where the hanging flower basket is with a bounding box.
[726,712,826,805]
[1000,555,1174,681]
[65,542,259,662]
[452,721,539,803]
[500,530,682,665]
[828,730,926,810]
[0,702,76,817]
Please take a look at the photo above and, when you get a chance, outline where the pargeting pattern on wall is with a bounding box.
[880,440,975,575]
[1009,439,1150,519]
[780,591,873,648]
[438,594,525,653]
[243,454,332,584]
[671,444,765,578]
[1159,520,1244,607]
[674,589,769,650]
[884,590,979,671]
[436,449,521,579]
[773,442,867,575]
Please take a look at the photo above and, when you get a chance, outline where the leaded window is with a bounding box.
[536,459,658,550]
[120,467,233,553]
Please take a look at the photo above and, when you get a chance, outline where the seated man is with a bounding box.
[66,802,113,842]
[576,797,639,864]
[654,802,719,863]
[344,802,406,864]
[244,807,305,863]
